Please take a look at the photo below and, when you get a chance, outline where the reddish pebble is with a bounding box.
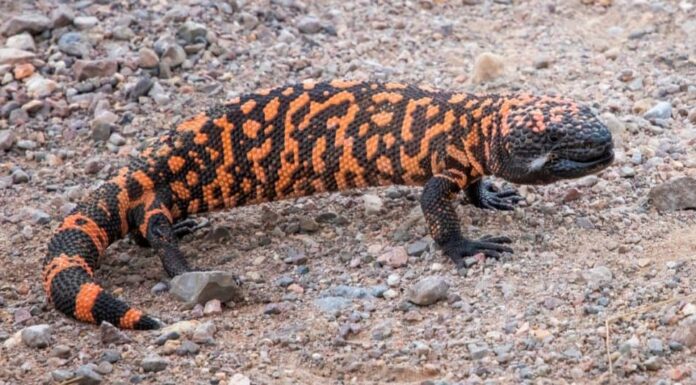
[14,63,34,80]
[287,283,304,294]
[377,247,408,268]
[563,188,582,203]
[203,299,222,315]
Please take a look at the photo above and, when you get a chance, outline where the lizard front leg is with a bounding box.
[421,171,513,267]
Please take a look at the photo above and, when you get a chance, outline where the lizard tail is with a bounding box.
[42,170,160,330]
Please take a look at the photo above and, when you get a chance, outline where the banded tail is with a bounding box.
[42,167,160,330]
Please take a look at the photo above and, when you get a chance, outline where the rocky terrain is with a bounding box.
[1,0,695,384]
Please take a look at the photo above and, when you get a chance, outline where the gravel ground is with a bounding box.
[1,0,696,384]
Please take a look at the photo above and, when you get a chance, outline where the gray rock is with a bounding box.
[138,48,159,68]
[128,77,154,100]
[9,109,29,125]
[161,43,186,67]
[176,21,209,45]
[73,60,118,81]
[299,217,319,233]
[647,337,663,355]
[1,14,51,36]
[582,266,613,287]
[58,32,91,58]
[141,354,168,372]
[75,364,103,385]
[575,217,595,230]
[26,76,58,98]
[50,344,71,358]
[169,271,243,305]
[100,321,132,345]
[51,369,75,382]
[0,48,35,65]
[0,130,15,150]
[51,6,75,28]
[313,296,350,314]
[6,33,36,51]
[21,324,52,349]
[468,343,490,359]
[101,349,121,363]
[297,16,322,34]
[28,208,50,224]
[1,101,20,118]
[95,361,112,375]
[407,276,449,306]
[406,240,429,256]
[192,320,216,344]
[228,373,251,385]
[644,356,662,371]
[363,194,383,215]
[151,282,168,294]
[618,166,636,178]
[111,25,135,41]
[275,276,294,287]
[91,111,118,141]
[109,133,126,146]
[644,101,672,121]
[74,16,99,30]
[649,177,696,211]
[11,169,29,184]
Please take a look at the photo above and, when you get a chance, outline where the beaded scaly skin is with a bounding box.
[43,80,614,329]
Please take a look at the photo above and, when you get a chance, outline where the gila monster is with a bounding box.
[42,80,615,330]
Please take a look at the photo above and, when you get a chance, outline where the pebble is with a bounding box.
[91,111,118,141]
[313,296,350,314]
[169,271,243,305]
[128,76,154,100]
[101,349,121,363]
[407,276,449,306]
[26,75,58,97]
[582,265,613,287]
[363,194,384,215]
[141,354,169,372]
[644,101,672,121]
[51,369,75,382]
[618,166,636,178]
[204,299,222,315]
[1,14,51,36]
[76,364,103,385]
[297,16,322,34]
[644,356,663,371]
[177,21,209,45]
[647,337,663,355]
[74,16,99,30]
[406,240,429,256]
[228,373,251,385]
[108,132,126,146]
[6,33,35,51]
[648,177,696,211]
[100,321,132,345]
[0,129,15,150]
[472,52,505,84]
[161,43,186,67]
[377,247,408,268]
[192,320,216,344]
[138,47,159,68]
[111,25,135,41]
[21,324,52,349]
[151,281,168,294]
[9,108,29,125]
[0,48,35,65]
[73,59,118,81]
[51,344,71,358]
[299,217,319,233]
[58,32,91,58]
[387,274,400,287]
[51,6,74,28]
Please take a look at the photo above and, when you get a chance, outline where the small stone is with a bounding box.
[578,176,598,188]
[91,111,118,141]
[138,48,159,68]
[75,364,103,385]
[618,166,636,178]
[644,356,662,371]
[563,188,582,203]
[644,101,672,121]
[101,349,121,363]
[151,282,168,294]
[6,33,35,51]
[649,177,696,211]
[192,320,216,344]
[1,14,51,36]
[313,296,350,314]
[407,276,449,306]
[74,16,99,30]
[228,373,251,385]
[177,340,200,356]
[169,271,243,305]
[161,43,186,67]
[109,133,126,146]
[264,303,283,315]
[111,26,135,41]
[51,345,71,358]
[141,354,168,372]
[575,217,595,230]
[363,194,384,215]
[26,75,58,98]
[203,299,222,315]
[406,240,429,256]
[0,48,35,65]
[647,337,663,355]
[0,130,15,150]
[100,321,132,345]
[95,361,113,375]
[84,157,103,174]
[582,266,613,287]
[299,217,319,233]
[472,52,505,84]
[468,343,490,359]
[275,276,294,287]
[51,369,75,382]
[73,59,118,81]
[176,21,209,45]
[21,324,51,349]
[387,274,400,287]
[58,32,91,58]
[128,77,154,100]
[297,16,322,34]
[377,247,408,268]
[9,109,29,125]
[533,55,552,69]
[51,6,75,28]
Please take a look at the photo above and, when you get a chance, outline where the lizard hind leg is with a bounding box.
[133,196,194,278]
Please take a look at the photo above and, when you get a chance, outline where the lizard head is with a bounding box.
[491,95,614,185]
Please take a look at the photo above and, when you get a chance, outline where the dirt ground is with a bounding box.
[1,0,695,384]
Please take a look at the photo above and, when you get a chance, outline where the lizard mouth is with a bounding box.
[552,144,615,178]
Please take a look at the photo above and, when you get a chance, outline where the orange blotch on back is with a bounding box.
[176,113,208,133]
[366,135,380,160]
[167,156,186,173]
[186,171,199,186]
[170,181,190,200]
[426,105,440,119]
[448,94,467,104]
[371,92,403,104]
[371,111,393,127]
[243,120,262,139]
[264,97,280,122]
[119,308,142,329]
[385,82,407,90]
[330,79,361,89]
[241,99,257,114]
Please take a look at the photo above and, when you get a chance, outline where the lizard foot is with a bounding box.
[466,180,523,211]
[442,235,513,267]
[172,218,210,239]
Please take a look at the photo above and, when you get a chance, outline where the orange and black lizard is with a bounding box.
[42,80,614,330]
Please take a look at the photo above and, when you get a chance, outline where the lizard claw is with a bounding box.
[466,180,523,211]
[442,235,513,267]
